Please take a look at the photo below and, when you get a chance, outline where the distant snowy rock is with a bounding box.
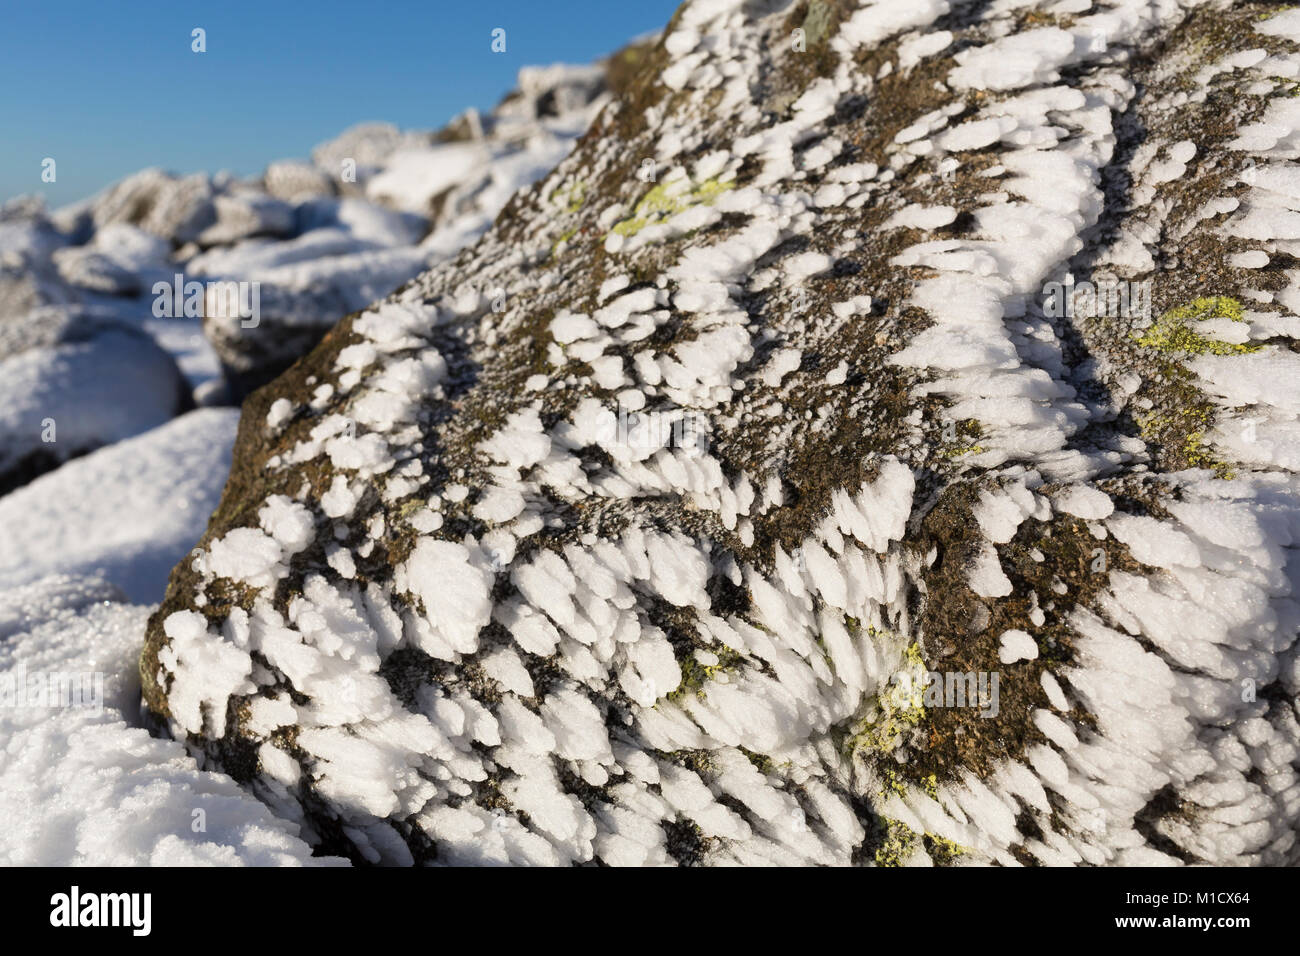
[0,59,614,409]
[195,192,297,247]
[262,159,338,204]
[0,307,191,494]
[53,222,171,296]
[90,168,217,246]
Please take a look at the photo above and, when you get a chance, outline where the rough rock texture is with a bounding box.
[90,168,219,246]
[144,0,1300,867]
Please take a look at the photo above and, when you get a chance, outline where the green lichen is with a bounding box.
[840,641,927,755]
[1136,405,1236,479]
[739,747,775,775]
[923,833,967,865]
[874,818,968,866]
[874,818,917,866]
[549,180,586,213]
[550,225,580,256]
[668,645,745,702]
[1135,296,1261,356]
[880,767,908,799]
[611,177,734,237]
[921,773,939,800]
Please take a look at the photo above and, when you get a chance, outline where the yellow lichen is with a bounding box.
[611,177,734,237]
[841,640,927,755]
[874,818,917,867]
[1135,296,1260,356]
[668,645,744,702]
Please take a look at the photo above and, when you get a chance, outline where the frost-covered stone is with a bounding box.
[90,168,217,245]
[143,1,1300,868]
[0,307,191,494]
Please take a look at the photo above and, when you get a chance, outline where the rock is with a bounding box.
[0,260,76,319]
[142,3,1300,866]
[90,168,217,246]
[195,193,297,247]
[263,160,338,203]
[52,222,171,296]
[198,244,428,399]
[294,197,426,247]
[0,211,68,267]
[494,63,605,125]
[311,122,433,189]
[0,307,192,494]
[0,195,49,224]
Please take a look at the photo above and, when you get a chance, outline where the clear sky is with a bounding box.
[2,0,680,209]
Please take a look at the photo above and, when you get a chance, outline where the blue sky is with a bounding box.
[2,0,679,208]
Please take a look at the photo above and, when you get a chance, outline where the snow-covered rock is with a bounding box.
[138,2,1300,868]
[135,0,1300,868]
[0,307,191,494]
[90,168,217,246]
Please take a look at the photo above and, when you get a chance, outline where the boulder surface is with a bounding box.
[143,0,1300,866]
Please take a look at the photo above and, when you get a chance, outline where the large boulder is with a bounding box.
[143,0,1300,867]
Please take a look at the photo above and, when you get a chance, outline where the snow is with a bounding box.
[0,409,238,603]
[397,539,495,653]
[948,29,1078,92]
[0,575,332,865]
[0,314,187,482]
[999,629,1039,664]
[969,543,1014,598]
[1052,484,1114,521]
[834,0,951,54]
